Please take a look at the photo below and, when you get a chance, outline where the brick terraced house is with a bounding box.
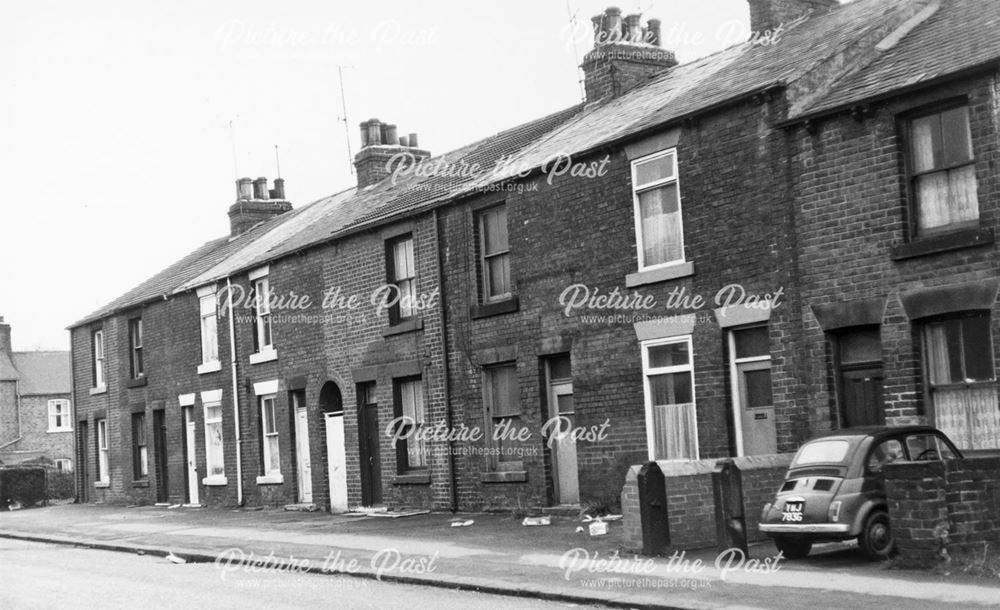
[69,0,1000,511]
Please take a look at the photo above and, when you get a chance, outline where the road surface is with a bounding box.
[0,538,599,609]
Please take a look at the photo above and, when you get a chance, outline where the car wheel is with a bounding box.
[773,537,812,559]
[859,510,895,560]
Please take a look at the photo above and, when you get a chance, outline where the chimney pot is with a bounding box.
[236,177,253,200]
[385,124,399,145]
[366,119,383,146]
[252,177,269,200]
[646,18,661,46]
[272,177,285,200]
[408,133,419,148]
[624,14,642,42]
[603,7,623,42]
[399,135,409,147]
[359,120,371,147]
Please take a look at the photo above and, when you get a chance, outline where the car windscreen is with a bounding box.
[793,439,851,465]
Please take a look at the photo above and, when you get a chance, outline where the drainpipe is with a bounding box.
[226,278,244,506]
[433,209,459,513]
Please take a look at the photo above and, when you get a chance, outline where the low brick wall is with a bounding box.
[884,457,1000,568]
[621,454,793,553]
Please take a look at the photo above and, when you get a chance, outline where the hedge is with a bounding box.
[0,467,50,508]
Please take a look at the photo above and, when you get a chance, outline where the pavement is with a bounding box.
[1,503,999,609]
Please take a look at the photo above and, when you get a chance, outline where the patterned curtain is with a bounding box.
[934,385,1000,450]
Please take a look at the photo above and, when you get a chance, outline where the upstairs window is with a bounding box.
[387,235,416,322]
[128,318,144,379]
[92,329,105,389]
[253,276,273,351]
[477,205,512,302]
[199,287,219,367]
[908,105,979,236]
[632,149,684,269]
[47,399,72,432]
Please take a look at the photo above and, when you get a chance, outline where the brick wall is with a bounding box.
[885,457,1000,568]
[792,73,1000,433]
[621,454,793,552]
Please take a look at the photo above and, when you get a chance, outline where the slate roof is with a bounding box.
[71,0,1000,329]
[0,350,71,395]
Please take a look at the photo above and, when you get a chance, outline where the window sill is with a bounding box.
[202,475,228,486]
[47,428,73,434]
[480,470,528,483]
[89,386,107,396]
[471,296,519,320]
[126,377,147,388]
[382,317,424,337]
[132,480,149,488]
[249,348,278,365]
[891,227,994,260]
[256,474,284,485]
[197,360,222,375]
[95,481,110,489]
[392,472,431,485]
[626,261,695,288]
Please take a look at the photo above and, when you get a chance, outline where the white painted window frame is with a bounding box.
[47,399,72,432]
[631,148,686,272]
[640,335,699,461]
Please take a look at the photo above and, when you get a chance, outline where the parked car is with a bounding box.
[759,425,962,560]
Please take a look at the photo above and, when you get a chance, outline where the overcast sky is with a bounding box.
[0,0,753,351]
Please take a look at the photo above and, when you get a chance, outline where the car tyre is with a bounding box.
[773,537,812,559]
[859,510,895,560]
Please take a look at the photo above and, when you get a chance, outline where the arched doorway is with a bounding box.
[320,382,349,512]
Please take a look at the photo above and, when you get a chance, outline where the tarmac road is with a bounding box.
[0,538,599,610]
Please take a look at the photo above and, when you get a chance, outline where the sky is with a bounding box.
[0,0,754,351]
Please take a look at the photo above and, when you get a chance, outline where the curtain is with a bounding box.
[934,385,1000,450]
[652,403,696,460]
[640,185,682,265]
[926,324,952,384]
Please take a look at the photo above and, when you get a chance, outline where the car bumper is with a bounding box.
[759,523,851,534]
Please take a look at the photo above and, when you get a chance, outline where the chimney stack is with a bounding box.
[353,118,431,189]
[0,316,11,355]
[747,0,839,34]
[228,177,293,236]
[580,7,678,102]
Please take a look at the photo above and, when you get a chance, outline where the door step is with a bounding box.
[542,504,583,517]
[283,503,318,512]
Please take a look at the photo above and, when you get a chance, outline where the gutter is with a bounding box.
[433,208,459,513]
[226,277,244,506]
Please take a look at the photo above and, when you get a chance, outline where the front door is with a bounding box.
[837,326,885,427]
[183,407,199,505]
[549,381,579,505]
[324,412,348,512]
[293,394,313,504]
[357,383,382,506]
[842,368,885,427]
[77,421,89,503]
[730,326,777,455]
[153,410,169,503]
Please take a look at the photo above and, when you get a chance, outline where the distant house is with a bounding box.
[0,317,73,470]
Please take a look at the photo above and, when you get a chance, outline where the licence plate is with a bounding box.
[782,501,804,522]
